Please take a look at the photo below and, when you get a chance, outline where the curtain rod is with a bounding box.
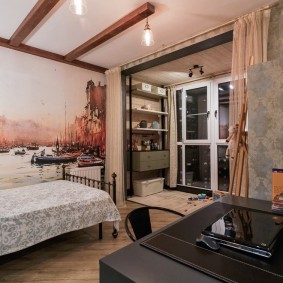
[120,2,278,69]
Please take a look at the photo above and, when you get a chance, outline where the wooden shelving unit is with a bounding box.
[132,128,168,133]
[131,108,168,116]
[127,81,169,196]
[132,88,167,100]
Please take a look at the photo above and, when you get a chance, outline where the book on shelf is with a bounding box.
[272,168,283,214]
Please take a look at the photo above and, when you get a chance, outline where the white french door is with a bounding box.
[176,76,231,192]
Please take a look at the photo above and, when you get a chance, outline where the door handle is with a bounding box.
[207,111,210,118]
[214,110,218,118]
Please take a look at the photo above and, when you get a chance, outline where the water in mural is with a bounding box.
[0,147,65,190]
[0,80,106,190]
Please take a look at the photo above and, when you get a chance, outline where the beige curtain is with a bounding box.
[166,86,178,188]
[229,9,270,195]
[230,9,270,125]
[105,67,125,207]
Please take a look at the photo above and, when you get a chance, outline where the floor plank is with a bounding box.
[128,189,212,215]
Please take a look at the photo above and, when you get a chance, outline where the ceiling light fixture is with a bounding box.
[188,64,204,77]
[69,0,87,16]
[141,18,154,47]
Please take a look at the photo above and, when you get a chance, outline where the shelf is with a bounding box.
[131,108,168,116]
[132,88,167,100]
[132,128,168,133]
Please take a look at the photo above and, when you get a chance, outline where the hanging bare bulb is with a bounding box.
[141,18,154,47]
[69,0,87,16]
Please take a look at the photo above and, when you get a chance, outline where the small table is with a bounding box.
[100,196,283,283]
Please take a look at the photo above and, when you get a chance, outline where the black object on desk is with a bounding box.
[201,207,283,258]
[196,234,220,251]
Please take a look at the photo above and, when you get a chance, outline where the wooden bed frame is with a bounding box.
[62,165,118,239]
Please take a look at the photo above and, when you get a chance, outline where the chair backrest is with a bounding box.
[125,206,185,241]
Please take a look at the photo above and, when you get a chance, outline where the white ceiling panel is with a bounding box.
[0,0,38,39]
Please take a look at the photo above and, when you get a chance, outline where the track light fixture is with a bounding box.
[188,64,204,77]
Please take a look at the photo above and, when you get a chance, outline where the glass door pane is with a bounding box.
[217,145,230,191]
[176,89,183,142]
[177,145,182,184]
[185,145,211,189]
[186,87,208,140]
[218,82,230,140]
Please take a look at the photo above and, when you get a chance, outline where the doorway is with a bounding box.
[176,76,231,192]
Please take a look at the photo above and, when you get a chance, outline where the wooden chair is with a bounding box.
[125,206,184,241]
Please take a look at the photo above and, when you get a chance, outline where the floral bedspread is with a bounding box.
[0,180,121,256]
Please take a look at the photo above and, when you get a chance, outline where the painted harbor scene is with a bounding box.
[0,81,106,190]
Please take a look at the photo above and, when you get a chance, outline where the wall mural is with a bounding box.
[0,80,106,190]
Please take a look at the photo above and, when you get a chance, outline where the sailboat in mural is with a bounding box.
[15,149,26,155]
[77,153,103,167]
[26,143,39,150]
[0,147,10,153]
[32,154,78,164]
[31,137,80,164]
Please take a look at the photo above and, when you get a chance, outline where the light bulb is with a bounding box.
[141,21,154,47]
[69,0,87,16]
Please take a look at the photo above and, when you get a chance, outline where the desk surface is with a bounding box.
[100,196,282,283]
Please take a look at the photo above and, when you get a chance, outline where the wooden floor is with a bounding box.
[0,201,183,283]
[128,189,212,215]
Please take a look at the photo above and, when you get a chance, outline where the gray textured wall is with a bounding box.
[267,4,281,61]
[248,59,283,200]
[248,0,283,200]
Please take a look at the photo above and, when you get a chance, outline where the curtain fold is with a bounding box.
[230,9,270,125]
[229,9,270,195]
[166,86,178,188]
[105,67,125,207]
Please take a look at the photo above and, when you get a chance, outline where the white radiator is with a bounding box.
[69,166,103,182]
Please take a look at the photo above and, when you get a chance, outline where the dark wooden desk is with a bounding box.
[100,196,281,283]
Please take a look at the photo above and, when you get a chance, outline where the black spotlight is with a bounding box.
[188,70,193,77]
[200,66,204,75]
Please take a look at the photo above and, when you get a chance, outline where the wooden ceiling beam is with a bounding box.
[0,37,107,73]
[65,2,155,62]
[9,0,61,47]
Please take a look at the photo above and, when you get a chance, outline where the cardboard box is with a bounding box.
[133,178,164,196]
[272,168,283,199]
[152,86,166,96]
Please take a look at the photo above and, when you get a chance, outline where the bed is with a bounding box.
[0,173,121,256]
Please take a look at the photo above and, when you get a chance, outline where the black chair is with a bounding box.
[125,206,185,241]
